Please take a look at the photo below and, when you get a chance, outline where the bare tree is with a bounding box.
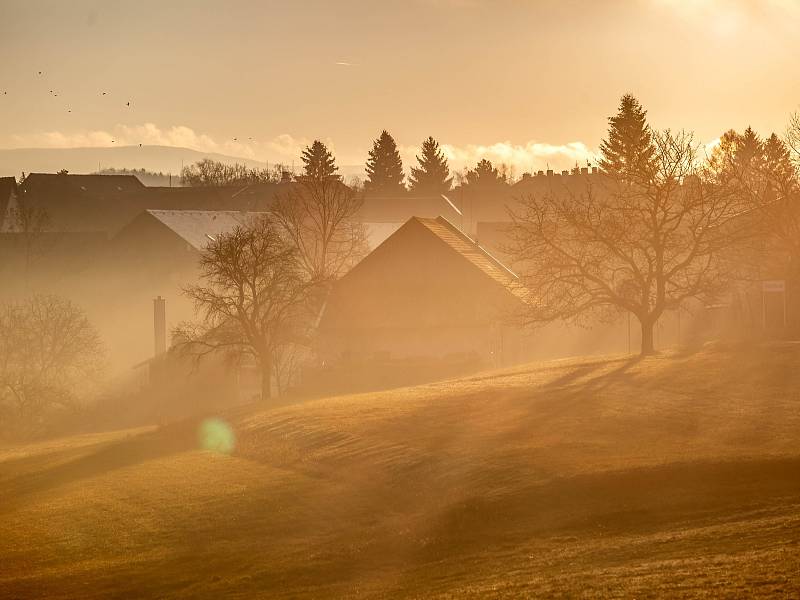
[787,112,800,168]
[509,130,745,355]
[271,176,367,282]
[180,159,278,187]
[0,295,104,437]
[174,216,318,400]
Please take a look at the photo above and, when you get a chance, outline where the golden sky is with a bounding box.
[1,0,799,172]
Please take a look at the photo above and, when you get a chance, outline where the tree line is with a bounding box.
[508,94,800,355]
[179,132,514,194]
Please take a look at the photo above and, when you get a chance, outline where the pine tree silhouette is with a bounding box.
[301,140,338,180]
[409,136,452,194]
[465,159,505,188]
[365,130,405,195]
[736,126,763,171]
[599,94,656,182]
[762,133,794,190]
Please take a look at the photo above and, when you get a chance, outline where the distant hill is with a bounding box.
[0,145,267,180]
[0,145,365,183]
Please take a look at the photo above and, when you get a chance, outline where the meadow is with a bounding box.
[2,343,799,598]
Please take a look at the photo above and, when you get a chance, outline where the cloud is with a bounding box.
[400,140,599,174]
[7,123,596,173]
[8,124,312,165]
[6,124,724,176]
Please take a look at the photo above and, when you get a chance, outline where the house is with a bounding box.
[111,209,260,269]
[13,173,284,235]
[0,177,19,231]
[315,216,530,389]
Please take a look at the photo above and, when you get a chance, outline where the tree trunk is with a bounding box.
[640,320,655,356]
[260,354,272,401]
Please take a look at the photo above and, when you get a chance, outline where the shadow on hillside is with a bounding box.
[412,454,800,555]
[0,419,202,514]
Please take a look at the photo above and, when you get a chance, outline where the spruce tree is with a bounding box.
[409,136,452,195]
[465,159,506,188]
[301,140,338,180]
[364,130,405,195]
[762,133,795,190]
[736,126,763,172]
[599,94,656,182]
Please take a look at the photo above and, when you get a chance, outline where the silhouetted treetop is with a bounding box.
[180,159,277,187]
[301,140,338,181]
[599,94,656,182]
[409,136,452,195]
[465,159,507,188]
[365,130,405,196]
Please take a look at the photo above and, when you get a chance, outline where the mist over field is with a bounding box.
[2,0,800,598]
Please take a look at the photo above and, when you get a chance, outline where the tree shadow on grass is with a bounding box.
[0,418,202,515]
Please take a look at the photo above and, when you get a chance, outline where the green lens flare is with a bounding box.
[198,418,235,455]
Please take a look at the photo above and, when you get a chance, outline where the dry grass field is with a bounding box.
[2,343,800,598]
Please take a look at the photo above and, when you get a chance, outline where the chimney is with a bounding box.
[153,296,166,357]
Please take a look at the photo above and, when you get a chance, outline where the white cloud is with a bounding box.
[6,124,725,176]
[400,140,599,175]
[8,124,598,173]
[8,123,312,165]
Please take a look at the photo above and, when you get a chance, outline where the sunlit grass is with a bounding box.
[1,343,799,598]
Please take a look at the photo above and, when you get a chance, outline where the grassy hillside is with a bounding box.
[2,343,800,598]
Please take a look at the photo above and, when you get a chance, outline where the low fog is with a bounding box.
[2,2,800,597]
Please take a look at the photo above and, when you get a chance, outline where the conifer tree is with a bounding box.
[301,140,338,180]
[409,136,452,194]
[762,133,794,188]
[736,127,763,172]
[465,159,506,188]
[599,94,656,182]
[364,130,405,195]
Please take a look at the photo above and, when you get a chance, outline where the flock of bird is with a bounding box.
[0,71,143,145]
[2,71,259,147]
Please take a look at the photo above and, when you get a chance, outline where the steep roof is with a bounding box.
[22,172,145,195]
[144,210,260,250]
[414,216,522,295]
[15,175,285,234]
[348,215,526,303]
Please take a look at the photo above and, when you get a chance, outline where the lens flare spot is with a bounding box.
[198,418,235,455]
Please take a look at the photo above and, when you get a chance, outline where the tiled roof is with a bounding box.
[145,210,260,250]
[414,216,527,301]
